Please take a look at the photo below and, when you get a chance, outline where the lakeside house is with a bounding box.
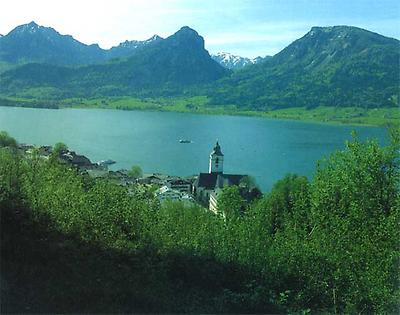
[165,178,192,193]
[155,185,195,205]
[138,174,169,185]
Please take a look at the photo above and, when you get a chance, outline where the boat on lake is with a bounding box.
[179,139,192,143]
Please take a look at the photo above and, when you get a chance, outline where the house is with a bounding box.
[165,178,192,193]
[38,145,53,158]
[192,141,247,211]
[155,185,195,204]
[137,174,167,186]
[18,143,35,153]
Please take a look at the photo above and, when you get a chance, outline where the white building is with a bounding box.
[155,185,195,204]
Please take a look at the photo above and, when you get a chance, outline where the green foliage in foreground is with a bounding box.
[0,131,17,148]
[1,130,399,313]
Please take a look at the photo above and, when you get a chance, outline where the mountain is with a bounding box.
[0,26,228,96]
[0,21,106,65]
[0,22,164,66]
[77,26,228,92]
[208,26,399,109]
[211,52,266,70]
[108,35,163,59]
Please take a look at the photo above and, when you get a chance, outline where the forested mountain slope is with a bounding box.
[0,26,228,96]
[208,26,400,109]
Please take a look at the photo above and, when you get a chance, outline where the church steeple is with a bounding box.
[209,141,224,174]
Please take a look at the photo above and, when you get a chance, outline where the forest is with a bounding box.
[1,129,399,313]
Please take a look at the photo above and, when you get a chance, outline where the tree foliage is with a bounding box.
[128,165,143,179]
[1,130,398,313]
[52,142,68,155]
[0,131,17,148]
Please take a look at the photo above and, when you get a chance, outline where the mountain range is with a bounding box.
[0,24,228,96]
[0,22,398,109]
[0,21,167,66]
[0,21,249,69]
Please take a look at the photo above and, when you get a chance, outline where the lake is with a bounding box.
[0,106,388,191]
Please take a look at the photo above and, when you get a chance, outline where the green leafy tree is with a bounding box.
[0,131,17,148]
[1,130,399,314]
[307,130,400,313]
[268,130,400,313]
[128,165,143,178]
[53,142,68,155]
[239,175,258,190]
[217,185,246,219]
[262,174,310,235]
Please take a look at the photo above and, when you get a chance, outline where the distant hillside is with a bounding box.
[208,26,400,109]
[0,26,228,96]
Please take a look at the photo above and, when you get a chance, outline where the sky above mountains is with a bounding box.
[0,0,399,58]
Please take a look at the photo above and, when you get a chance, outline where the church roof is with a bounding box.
[196,173,245,190]
[211,141,224,156]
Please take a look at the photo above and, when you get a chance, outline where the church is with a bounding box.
[192,141,247,213]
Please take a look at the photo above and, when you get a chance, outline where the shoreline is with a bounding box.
[0,97,398,128]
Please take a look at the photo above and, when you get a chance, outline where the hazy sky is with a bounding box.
[1,0,399,58]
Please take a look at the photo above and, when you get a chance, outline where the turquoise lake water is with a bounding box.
[0,106,388,191]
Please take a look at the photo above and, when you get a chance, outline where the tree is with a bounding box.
[128,165,143,178]
[239,175,258,190]
[306,130,400,313]
[217,185,246,218]
[0,131,17,148]
[53,142,68,156]
[252,174,310,238]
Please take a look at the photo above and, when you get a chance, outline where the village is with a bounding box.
[17,141,260,214]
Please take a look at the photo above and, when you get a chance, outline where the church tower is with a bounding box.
[209,141,224,174]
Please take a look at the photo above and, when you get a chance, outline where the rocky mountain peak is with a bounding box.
[27,21,39,27]
[177,26,199,35]
[8,21,55,37]
[148,34,162,42]
[168,26,204,49]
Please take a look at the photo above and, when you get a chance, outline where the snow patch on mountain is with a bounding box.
[211,52,264,70]
[110,35,163,55]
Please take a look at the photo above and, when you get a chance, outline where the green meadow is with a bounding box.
[2,95,397,127]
